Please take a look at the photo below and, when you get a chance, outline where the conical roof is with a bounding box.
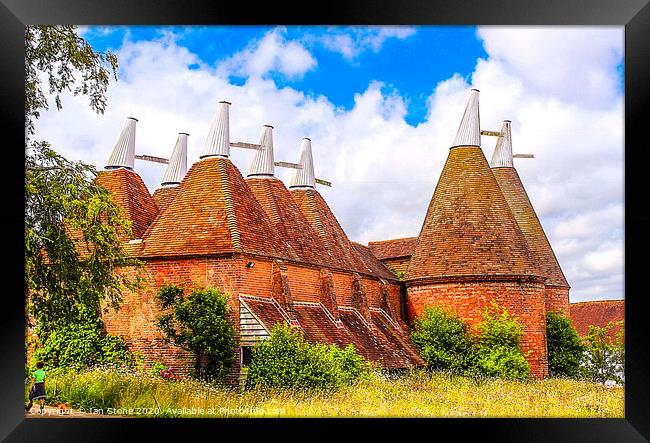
[161,133,188,186]
[106,117,137,169]
[491,122,569,287]
[291,187,370,275]
[95,168,159,240]
[152,186,180,212]
[97,117,159,239]
[407,91,540,281]
[247,176,338,267]
[140,156,296,259]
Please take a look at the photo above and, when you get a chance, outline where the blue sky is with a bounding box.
[39,26,624,301]
[82,26,488,125]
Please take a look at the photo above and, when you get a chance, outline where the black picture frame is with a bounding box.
[3,0,648,441]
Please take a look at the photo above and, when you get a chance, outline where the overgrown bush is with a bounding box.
[411,303,530,380]
[411,306,474,374]
[30,315,136,371]
[581,321,625,385]
[473,304,530,381]
[156,285,236,382]
[546,311,585,377]
[246,323,372,391]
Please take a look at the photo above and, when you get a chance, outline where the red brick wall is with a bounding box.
[406,280,548,379]
[285,264,322,304]
[103,255,403,376]
[545,286,570,315]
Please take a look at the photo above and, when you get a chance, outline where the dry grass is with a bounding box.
[44,368,624,418]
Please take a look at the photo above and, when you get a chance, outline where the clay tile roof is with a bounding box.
[95,168,159,240]
[492,167,569,287]
[367,237,418,260]
[351,242,398,280]
[240,296,290,332]
[290,188,370,274]
[241,297,423,369]
[246,177,338,268]
[140,157,296,260]
[152,186,180,213]
[407,146,541,281]
[569,300,624,341]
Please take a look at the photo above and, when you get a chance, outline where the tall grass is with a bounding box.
[43,368,624,418]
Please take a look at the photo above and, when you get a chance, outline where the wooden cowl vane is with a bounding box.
[97,117,159,240]
[152,133,189,212]
[200,101,231,159]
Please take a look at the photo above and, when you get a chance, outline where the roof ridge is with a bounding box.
[368,237,417,244]
[217,158,241,250]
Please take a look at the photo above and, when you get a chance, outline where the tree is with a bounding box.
[25,25,118,139]
[581,321,625,385]
[25,25,140,369]
[156,285,237,382]
[411,306,474,374]
[546,311,585,378]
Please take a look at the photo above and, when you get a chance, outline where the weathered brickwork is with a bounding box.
[406,279,548,379]
[102,253,407,375]
[545,286,570,315]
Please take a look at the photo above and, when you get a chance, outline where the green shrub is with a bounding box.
[473,303,530,381]
[31,319,136,371]
[581,321,625,385]
[411,306,474,374]
[546,311,585,377]
[246,323,372,391]
[411,303,530,380]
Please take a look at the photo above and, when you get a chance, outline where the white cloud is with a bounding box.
[33,26,624,303]
[320,26,416,61]
[217,27,316,79]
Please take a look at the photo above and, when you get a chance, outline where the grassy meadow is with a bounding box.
[38,368,624,418]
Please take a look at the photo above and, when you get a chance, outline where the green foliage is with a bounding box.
[472,303,530,381]
[25,142,142,336]
[411,306,474,374]
[155,285,236,382]
[546,311,585,377]
[580,321,625,385]
[25,25,118,138]
[247,323,372,391]
[411,303,530,380]
[30,308,136,371]
[24,25,143,374]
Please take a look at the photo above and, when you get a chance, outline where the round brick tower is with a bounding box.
[405,90,549,379]
[489,120,570,315]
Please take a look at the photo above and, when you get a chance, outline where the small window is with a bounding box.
[241,346,253,366]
